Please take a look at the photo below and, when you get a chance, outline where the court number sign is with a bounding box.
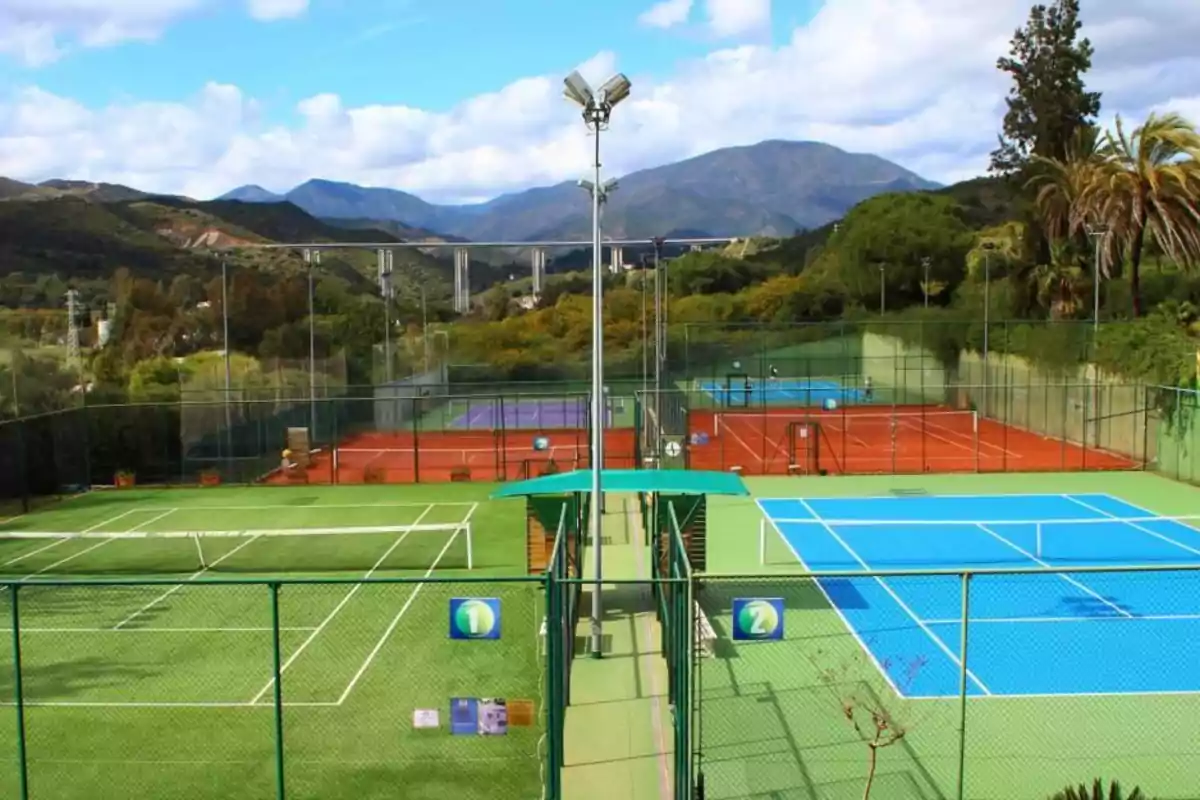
[449,598,501,640]
[664,440,682,457]
[731,598,784,641]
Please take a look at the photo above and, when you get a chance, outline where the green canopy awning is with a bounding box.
[489,469,749,498]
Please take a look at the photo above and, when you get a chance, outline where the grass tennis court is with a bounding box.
[0,485,543,800]
[699,473,1200,800]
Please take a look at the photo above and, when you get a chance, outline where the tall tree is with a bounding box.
[992,1,1101,269]
[991,0,1101,176]
[1081,113,1200,316]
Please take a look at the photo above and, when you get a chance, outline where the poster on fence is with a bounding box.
[506,699,535,727]
[478,699,508,736]
[450,698,479,735]
[412,709,440,730]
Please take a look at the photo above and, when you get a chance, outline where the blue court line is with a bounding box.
[757,493,1200,698]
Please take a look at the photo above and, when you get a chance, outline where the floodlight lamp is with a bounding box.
[598,73,632,107]
[578,178,595,192]
[563,71,594,108]
[601,178,619,194]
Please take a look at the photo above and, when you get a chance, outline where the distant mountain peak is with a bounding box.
[218,185,284,202]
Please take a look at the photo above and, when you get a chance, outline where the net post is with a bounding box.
[10,584,30,800]
[955,571,972,800]
[269,582,287,800]
[1036,523,1043,559]
[465,523,474,570]
[759,518,766,564]
[193,531,207,569]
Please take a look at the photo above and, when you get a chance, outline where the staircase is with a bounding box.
[682,497,707,572]
[527,506,550,574]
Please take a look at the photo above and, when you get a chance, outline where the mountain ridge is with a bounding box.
[219,139,940,241]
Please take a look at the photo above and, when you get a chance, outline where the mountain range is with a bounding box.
[220,140,940,241]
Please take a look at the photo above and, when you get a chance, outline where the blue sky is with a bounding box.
[0,0,1197,202]
[6,0,819,122]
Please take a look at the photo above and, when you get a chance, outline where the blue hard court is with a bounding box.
[757,493,1200,698]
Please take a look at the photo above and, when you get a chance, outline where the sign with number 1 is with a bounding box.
[449,598,501,640]
[731,598,784,641]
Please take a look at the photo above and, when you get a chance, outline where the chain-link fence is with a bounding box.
[635,381,1163,477]
[0,386,644,507]
[1,576,547,800]
[677,320,1103,388]
[695,565,1200,800]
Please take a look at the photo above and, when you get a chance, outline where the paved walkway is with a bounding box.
[561,494,673,800]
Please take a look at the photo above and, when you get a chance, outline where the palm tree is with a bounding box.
[1082,113,1200,316]
[1049,778,1146,800]
[1027,125,1104,244]
[1029,243,1087,319]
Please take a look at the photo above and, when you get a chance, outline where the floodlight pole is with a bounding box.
[587,104,606,659]
[922,257,931,308]
[980,243,995,418]
[652,237,664,462]
[306,249,319,437]
[566,69,630,660]
[1087,227,1107,334]
[221,260,233,458]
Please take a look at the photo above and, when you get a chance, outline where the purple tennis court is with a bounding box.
[449,397,605,430]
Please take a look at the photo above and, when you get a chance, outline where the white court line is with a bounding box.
[1,507,146,568]
[905,687,1200,701]
[1064,495,1200,558]
[761,492,1116,503]
[755,500,907,700]
[19,510,177,582]
[23,627,320,633]
[894,417,976,455]
[923,613,1200,625]
[794,498,993,695]
[0,700,342,709]
[112,534,265,630]
[335,502,479,705]
[973,523,1133,619]
[246,504,435,705]
[720,417,764,465]
[135,502,475,511]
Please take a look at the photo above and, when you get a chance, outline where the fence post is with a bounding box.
[955,571,972,800]
[10,584,29,800]
[545,569,562,799]
[269,582,286,800]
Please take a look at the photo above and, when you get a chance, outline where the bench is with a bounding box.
[694,602,717,658]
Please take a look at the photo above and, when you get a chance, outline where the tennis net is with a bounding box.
[0,522,473,576]
[758,514,1200,566]
[715,409,978,438]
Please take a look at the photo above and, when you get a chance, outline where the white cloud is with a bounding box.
[638,0,693,29]
[705,0,770,38]
[0,0,304,66]
[245,0,309,22]
[1,0,1198,205]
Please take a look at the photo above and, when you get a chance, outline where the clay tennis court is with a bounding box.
[270,428,638,484]
[686,405,1136,475]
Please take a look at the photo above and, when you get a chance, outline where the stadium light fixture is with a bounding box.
[563,67,632,660]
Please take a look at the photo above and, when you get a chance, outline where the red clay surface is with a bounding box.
[268,428,638,484]
[687,405,1136,475]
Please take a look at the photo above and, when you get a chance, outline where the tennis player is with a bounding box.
[281,448,296,472]
[864,375,874,401]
